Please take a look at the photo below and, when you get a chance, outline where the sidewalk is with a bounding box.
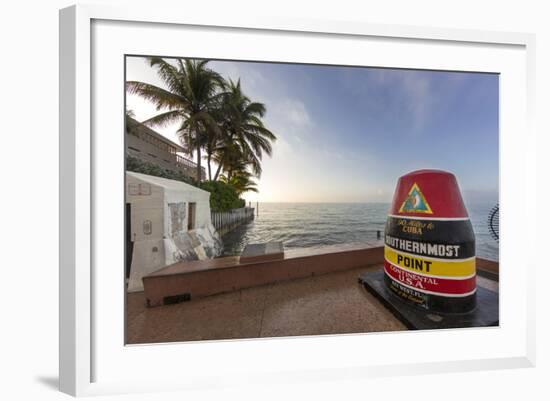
[127,263,496,344]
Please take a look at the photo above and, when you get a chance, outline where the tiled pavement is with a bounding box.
[126,265,498,344]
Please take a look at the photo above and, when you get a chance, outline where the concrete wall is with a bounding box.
[126,172,223,292]
[126,173,165,243]
[126,173,167,292]
[164,187,212,234]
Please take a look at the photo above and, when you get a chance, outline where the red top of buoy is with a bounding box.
[389,169,469,218]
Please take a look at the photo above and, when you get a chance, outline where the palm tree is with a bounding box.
[212,142,246,182]
[220,169,258,195]
[126,57,225,183]
[202,103,227,180]
[213,79,276,181]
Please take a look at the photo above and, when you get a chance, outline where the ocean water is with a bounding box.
[221,202,499,261]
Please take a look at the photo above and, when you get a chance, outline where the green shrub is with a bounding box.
[126,155,197,186]
[126,155,246,212]
[200,180,245,212]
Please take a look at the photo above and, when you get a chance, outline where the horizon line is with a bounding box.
[243,199,498,204]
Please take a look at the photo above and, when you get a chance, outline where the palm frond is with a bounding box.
[126,81,187,110]
[147,57,186,95]
[141,110,183,129]
[244,102,266,118]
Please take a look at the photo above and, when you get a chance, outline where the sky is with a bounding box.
[126,56,499,204]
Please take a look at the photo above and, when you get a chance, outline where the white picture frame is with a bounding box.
[59,4,536,397]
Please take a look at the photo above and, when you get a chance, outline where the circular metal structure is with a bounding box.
[488,204,499,242]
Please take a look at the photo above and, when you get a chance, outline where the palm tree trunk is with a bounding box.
[214,133,233,181]
[196,145,202,184]
[213,158,224,181]
[207,153,212,181]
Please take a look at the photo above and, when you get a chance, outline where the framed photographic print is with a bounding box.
[59,4,536,397]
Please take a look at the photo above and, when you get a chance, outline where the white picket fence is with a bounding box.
[211,207,255,235]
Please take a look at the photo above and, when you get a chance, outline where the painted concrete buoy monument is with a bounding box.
[359,169,498,329]
[384,169,476,313]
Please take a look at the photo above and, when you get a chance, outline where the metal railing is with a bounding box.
[176,154,201,171]
[129,125,206,179]
[175,155,206,180]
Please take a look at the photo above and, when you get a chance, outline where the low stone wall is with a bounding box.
[142,244,500,307]
[476,257,499,281]
[143,244,384,307]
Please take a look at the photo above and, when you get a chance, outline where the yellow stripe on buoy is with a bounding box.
[384,246,475,278]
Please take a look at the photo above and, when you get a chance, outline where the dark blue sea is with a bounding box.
[221,202,499,261]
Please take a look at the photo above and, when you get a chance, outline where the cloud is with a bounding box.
[399,72,432,130]
[375,70,434,130]
[205,61,390,202]
[265,99,313,149]
[210,61,267,99]
[279,99,312,127]
[126,57,443,203]
[211,61,313,138]
[211,61,314,147]
[342,68,436,132]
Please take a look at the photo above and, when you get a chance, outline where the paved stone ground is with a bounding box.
[126,265,498,344]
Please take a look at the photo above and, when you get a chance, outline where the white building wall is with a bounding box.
[126,173,166,292]
[164,187,212,234]
[126,174,164,242]
[126,172,222,292]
